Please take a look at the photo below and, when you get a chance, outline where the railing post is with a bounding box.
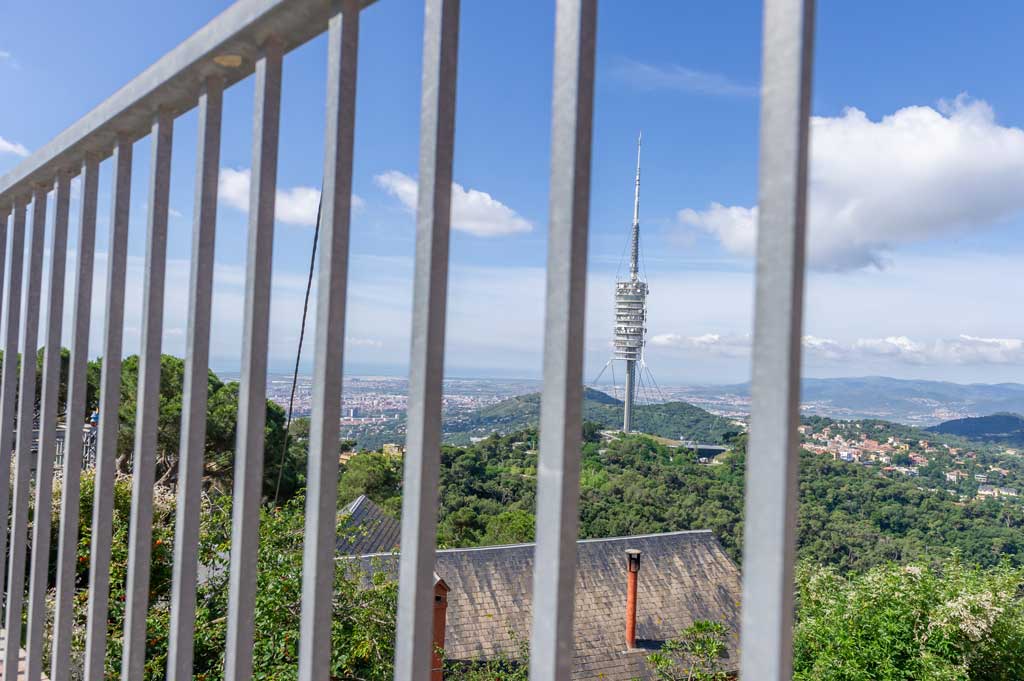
[297,1,360,679]
[84,135,134,681]
[122,107,174,681]
[0,207,7,323]
[3,181,50,681]
[52,153,100,681]
[0,196,26,611]
[394,1,460,680]
[26,168,73,681]
[739,1,815,680]
[224,37,283,681]
[167,76,223,681]
[529,1,597,680]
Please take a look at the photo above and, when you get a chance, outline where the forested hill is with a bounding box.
[339,429,1024,572]
[443,387,741,444]
[928,412,1024,446]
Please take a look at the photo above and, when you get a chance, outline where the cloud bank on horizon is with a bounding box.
[650,332,1024,367]
[679,95,1024,270]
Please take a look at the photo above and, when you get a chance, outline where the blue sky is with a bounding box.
[2,1,1024,384]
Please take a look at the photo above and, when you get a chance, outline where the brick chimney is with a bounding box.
[625,549,642,650]
[432,577,450,681]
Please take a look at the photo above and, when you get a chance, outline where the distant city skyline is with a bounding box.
[4,2,1024,384]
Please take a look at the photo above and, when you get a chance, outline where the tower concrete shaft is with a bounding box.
[624,358,636,434]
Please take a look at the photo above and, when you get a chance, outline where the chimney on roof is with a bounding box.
[625,549,642,650]
[432,577,450,681]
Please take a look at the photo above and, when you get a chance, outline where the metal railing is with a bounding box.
[0,0,815,679]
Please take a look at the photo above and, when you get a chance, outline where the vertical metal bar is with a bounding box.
[0,206,8,411]
[739,1,815,680]
[297,2,359,680]
[0,206,7,501]
[51,154,100,681]
[121,109,173,681]
[223,39,282,681]
[166,77,222,681]
[529,1,597,680]
[394,1,459,680]
[84,136,133,681]
[25,170,72,681]
[3,182,49,681]
[0,197,25,608]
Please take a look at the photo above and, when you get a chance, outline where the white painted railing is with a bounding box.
[0,0,814,679]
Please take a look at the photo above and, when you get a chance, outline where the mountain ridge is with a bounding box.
[682,376,1024,426]
[927,412,1024,446]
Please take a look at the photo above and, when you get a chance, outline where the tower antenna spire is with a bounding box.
[630,132,642,281]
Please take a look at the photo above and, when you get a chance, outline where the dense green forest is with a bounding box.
[44,425,1024,680]
[929,412,1024,447]
[340,428,1024,571]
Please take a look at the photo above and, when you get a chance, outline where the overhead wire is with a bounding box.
[273,189,323,505]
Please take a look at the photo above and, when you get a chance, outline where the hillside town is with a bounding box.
[800,419,1021,502]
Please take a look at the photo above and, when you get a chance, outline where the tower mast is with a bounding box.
[615,134,648,433]
[630,132,641,281]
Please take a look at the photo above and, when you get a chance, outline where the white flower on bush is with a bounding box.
[931,590,1004,642]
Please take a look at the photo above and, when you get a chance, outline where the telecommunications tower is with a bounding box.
[613,135,649,433]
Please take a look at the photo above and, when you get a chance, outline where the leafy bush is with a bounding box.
[43,474,397,681]
[645,620,730,681]
[794,558,1024,680]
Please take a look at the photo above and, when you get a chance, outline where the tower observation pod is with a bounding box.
[614,134,648,433]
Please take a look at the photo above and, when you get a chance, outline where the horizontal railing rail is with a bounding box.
[0,0,814,679]
[0,0,377,203]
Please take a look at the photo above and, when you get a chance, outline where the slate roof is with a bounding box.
[353,530,741,680]
[338,495,401,556]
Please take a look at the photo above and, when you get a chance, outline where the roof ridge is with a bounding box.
[348,528,714,560]
[346,494,368,514]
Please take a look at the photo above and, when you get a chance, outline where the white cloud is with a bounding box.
[847,335,1024,365]
[933,335,1024,365]
[677,204,755,258]
[276,185,322,226]
[142,201,184,220]
[611,57,757,97]
[346,336,383,349]
[650,332,751,358]
[0,51,19,71]
[802,335,849,361]
[853,336,928,363]
[218,167,364,227]
[679,95,1024,270]
[0,135,29,157]
[375,170,532,237]
[218,167,251,213]
[374,171,417,211]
